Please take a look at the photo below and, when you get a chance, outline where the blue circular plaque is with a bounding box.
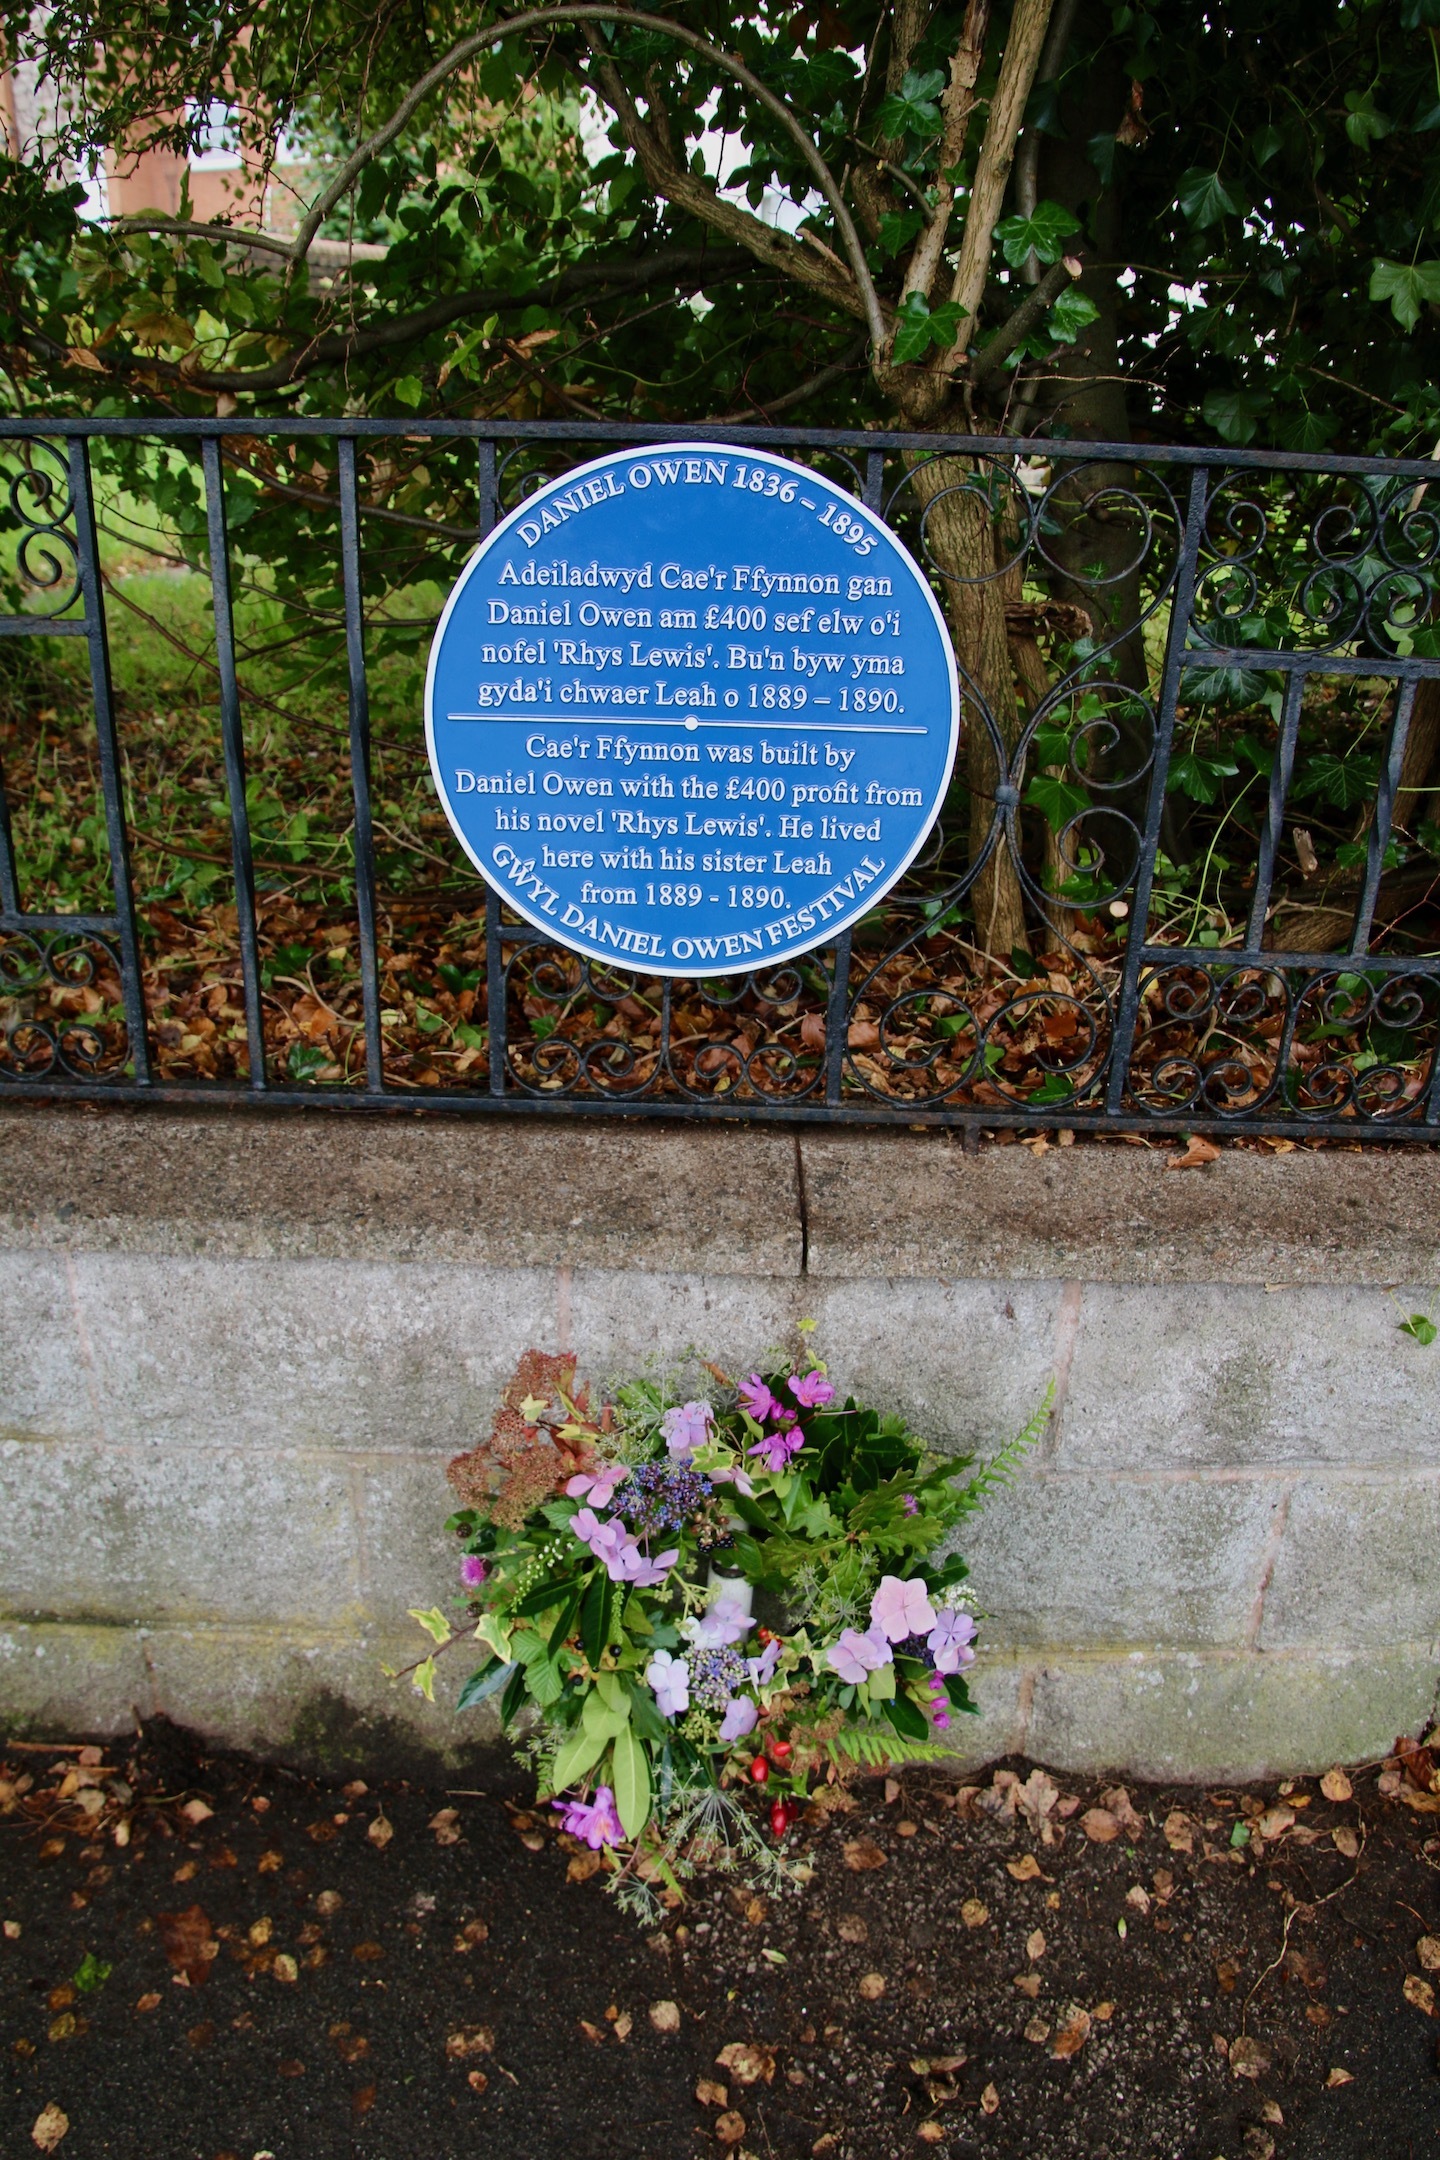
[425,443,958,976]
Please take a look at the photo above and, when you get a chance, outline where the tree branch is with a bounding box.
[968,254,1078,387]
[900,0,992,305]
[941,0,1056,371]
[713,335,868,422]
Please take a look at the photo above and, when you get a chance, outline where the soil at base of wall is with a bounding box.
[1,1720,1438,2160]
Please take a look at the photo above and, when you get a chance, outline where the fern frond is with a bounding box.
[826,1728,949,1768]
[950,1384,1052,1513]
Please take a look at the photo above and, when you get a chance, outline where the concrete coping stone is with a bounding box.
[0,1104,1437,1285]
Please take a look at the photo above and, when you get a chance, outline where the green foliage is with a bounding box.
[995,202,1080,268]
[1369,259,1440,332]
[1399,1311,1438,1345]
[875,68,947,141]
[891,292,968,365]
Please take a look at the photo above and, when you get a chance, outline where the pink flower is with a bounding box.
[747,1425,805,1474]
[788,1369,835,1409]
[718,1696,759,1743]
[746,1638,781,1689]
[611,1542,679,1589]
[687,1596,751,1649]
[646,1649,690,1718]
[459,1554,488,1589]
[552,1785,624,1849]
[709,1463,756,1498]
[870,1574,937,1644]
[660,1401,713,1463]
[825,1625,893,1686]
[566,1466,626,1508]
[739,1374,780,1423]
[927,1607,977,1674]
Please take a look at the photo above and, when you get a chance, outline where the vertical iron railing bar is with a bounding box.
[0,737,20,915]
[486,889,506,1096]
[1104,464,1210,1115]
[200,438,268,1091]
[478,439,498,539]
[336,439,386,1094]
[1243,669,1306,952]
[825,933,851,1104]
[67,437,151,1085]
[863,451,884,513]
[1350,675,1417,959]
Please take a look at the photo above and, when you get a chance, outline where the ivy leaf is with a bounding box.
[408,1605,454,1646]
[1024,772,1091,832]
[411,1655,437,1702]
[1369,258,1440,331]
[877,207,925,257]
[995,201,1080,268]
[1047,287,1099,344]
[890,292,967,364]
[875,67,946,140]
[1291,751,1379,810]
[1177,168,1242,227]
[1202,387,1270,445]
[1252,123,1284,168]
[1344,91,1392,147]
[1277,408,1336,453]
[1168,748,1239,804]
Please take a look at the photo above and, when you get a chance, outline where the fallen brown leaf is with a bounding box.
[567,1852,602,1884]
[31,2103,68,2152]
[1260,2101,1284,2124]
[650,2000,682,2034]
[157,1904,218,1986]
[1320,1766,1353,1803]
[1243,2132,1275,2160]
[1007,1853,1044,1881]
[1418,1936,1440,1974]
[696,2079,728,2107]
[837,1914,868,1944]
[1166,1136,1221,1170]
[1332,1825,1359,1858]
[257,1850,284,1874]
[1326,2067,1354,2087]
[445,2026,494,2060]
[1161,1809,1194,1852]
[884,1778,901,1805]
[272,1954,299,1985]
[1026,1929,1047,1960]
[714,2113,747,2149]
[612,2011,633,2043]
[961,1899,989,1929]
[352,2084,377,2117]
[716,2040,776,2085]
[1092,2002,1114,2021]
[135,1993,161,2014]
[467,2069,488,2094]
[1013,1973,1042,1999]
[1050,2005,1092,2059]
[315,1890,343,1916]
[1125,1885,1151,1915]
[842,1838,887,1872]
[981,2083,1000,2115]
[279,2059,305,2077]
[1081,1808,1120,1843]
[1403,1974,1435,2015]
[367,1814,393,1851]
[1024,2016,1051,2044]
[179,1799,214,1826]
[578,2019,605,2044]
[1229,2035,1270,2080]
[858,1972,886,2000]
[352,1942,383,1963]
[429,1808,461,1846]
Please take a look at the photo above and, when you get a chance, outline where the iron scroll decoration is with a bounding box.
[425,443,960,976]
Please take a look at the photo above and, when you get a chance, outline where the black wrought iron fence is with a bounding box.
[3,416,1440,1137]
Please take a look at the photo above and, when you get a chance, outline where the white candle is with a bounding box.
[705,1567,753,1618]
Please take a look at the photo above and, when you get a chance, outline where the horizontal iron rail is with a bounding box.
[2,414,1440,481]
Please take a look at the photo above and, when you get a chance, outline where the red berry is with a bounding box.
[769,1800,789,1836]
[749,1756,770,1784]
[769,1739,793,1765]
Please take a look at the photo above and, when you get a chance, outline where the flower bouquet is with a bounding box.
[403,1338,1041,1914]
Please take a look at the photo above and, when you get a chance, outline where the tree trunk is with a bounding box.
[905,452,1030,958]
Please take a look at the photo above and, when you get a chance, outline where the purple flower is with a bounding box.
[459,1554,489,1589]
[870,1574,937,1645]
[927,1607,977,1674]
[611,1541,679,1589]
[788,1369,835,1409]
[746,1637,781,1689]
[718,1695,759,1743]
[571,1511,632,1572]
[932,1710,952,1730]
[553,1785,624,1849]
[709,1462,756,1498]
[566,1466,627,1509]
[687,1596,751,1649]
[646,1648,690,1718]
[739,1374,780,1423]
[747,1425,805,1474]
[825,1625,893,1686]
[901,1493,919,1517]
[660,1400,714,1464]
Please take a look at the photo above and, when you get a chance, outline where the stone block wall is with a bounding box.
[0,1107,1436,1781]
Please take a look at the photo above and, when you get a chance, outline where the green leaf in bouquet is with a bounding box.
[499,1663,529,1727]
[883,1691,932,1741]
[594,1670,632,1719]
[581,1687,629,1741]
[408,1605,454,1646]
[474,1609,513,1663]
[456,1659,516,1712]
[551,1722,611,1793]
[581,1573,616,1665]
[547,1587,583,1660]
[411,1655,437,1702]
[611,1724,652,1838]
[626,1681,671,1744]
[512,1570,583,1620]
[863,1661,897,1702]
[944,1672,979,1715]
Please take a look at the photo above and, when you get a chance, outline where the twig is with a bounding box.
[1241,1815,1368,2027]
